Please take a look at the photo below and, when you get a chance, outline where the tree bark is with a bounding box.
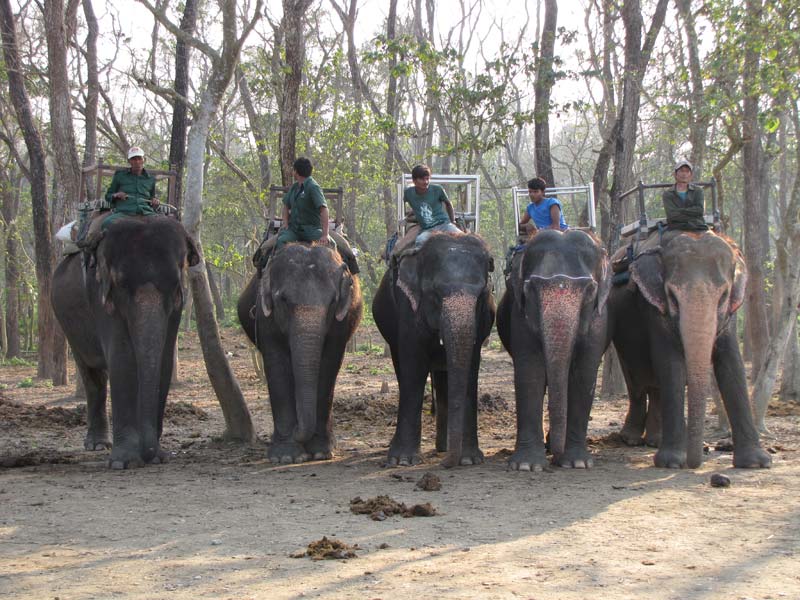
[237,67,272,215]
[533,0,557,186]
[278,0,312,184]
[80,0,99,190]
[741,0,770,382]
[43,0,81,386]
[0,0,59,382]
[168,0,198,216]
[382,0,400,236]
[0,163,20,358]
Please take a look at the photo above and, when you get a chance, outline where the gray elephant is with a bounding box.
[52,217,199,469]
[609,230,771,469]
[372,233,496,468]
[237,243,362,463]
[497,229,610,470]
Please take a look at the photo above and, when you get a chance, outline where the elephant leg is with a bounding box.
[262,341,308,464]
[620,385,647,446]
[107,341,144,470]
[460,345,484,466]
[388,341,430,466]
[305,337,348,461]
[643,388,662,447]
[432,370,447,453]
[650,333,688,468]
[713,324,771,468]
[508,344,548,472]
[555,344,600,469]
[75,359,110,451]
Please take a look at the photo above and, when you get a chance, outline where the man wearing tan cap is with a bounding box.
[102,146,161,228]
[662,159,707,231]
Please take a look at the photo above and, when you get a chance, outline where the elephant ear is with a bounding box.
[185,233,201,267]
[629,251,667,314]
[594,254,612,316]
[395,254,420,313]
[729,250,748,315]
[335,264,353,322]
[259,267,273,318]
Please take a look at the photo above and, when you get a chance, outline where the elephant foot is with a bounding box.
[148,447,171,465]
[620,426,645,447]
[553,446,594,469]
[732,446,772,469]
[644,431,661,448]
[305,436,334,461]
[108,448,146,470]
[268,441,310,464]
[507,446,547,472]
[654,447,687,469]
[441,447,484,468]
[84,430,111,451]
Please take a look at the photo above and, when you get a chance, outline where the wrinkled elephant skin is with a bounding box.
[609,230,771,469]
[497,229,610,470]
[238,243,363,464]
[372,233,495,468]
[52,217,199,469]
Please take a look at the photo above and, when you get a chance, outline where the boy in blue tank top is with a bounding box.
[519,176,568,233]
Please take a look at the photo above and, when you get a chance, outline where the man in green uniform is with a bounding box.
[404,164,461,248]
[662,160,707,231]
[275,157,330,249]
[102,146,160,228]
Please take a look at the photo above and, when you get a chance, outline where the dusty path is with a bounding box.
[1,327,798,599]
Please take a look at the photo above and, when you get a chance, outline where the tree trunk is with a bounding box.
[0,165,20,359]
[237,67,271,215]
[382,0,400,236]
[206,262,225,321]
[278,0,312,184]
[533,0,557,186]
[168,0,198,216]
[600,346,626,400]
[0,0,59,382]
[676,0,709,172]
[741,0,770,382]
[43,0,81,386]
[81,0,99,191]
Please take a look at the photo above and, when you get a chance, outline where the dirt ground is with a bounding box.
[1,324,799,600]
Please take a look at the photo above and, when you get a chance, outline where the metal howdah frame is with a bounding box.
[511,184,596,232]
[397,173,481,235]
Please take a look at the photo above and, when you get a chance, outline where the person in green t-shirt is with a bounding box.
[403,164,461,248]
[97,146,160,231]
[662,159,708,231]
[275,157,331,250]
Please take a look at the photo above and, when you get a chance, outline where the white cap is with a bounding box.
[674,159,693,172]
[127,146,145,160]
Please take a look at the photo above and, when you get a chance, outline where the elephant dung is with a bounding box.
[415,472,442,491]
[293,536,359,560]
[709,473,732,488]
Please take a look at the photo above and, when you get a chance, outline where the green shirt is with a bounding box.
[404,184,450,230]
[662,184,707,231]
[105,168,158,205]
[283,176,327,240]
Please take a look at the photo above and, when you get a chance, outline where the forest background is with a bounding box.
[0,0,797,438]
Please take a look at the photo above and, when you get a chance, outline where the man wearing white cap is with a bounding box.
[102,146,161,228]
[662,159,707,231]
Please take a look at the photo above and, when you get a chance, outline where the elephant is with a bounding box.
[497,229,610,470]
[608,229,771,469]
[237,242,362,464]
[51,217,199,469]
[372,232,496,468]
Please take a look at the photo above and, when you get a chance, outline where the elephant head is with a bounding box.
[511,229,610,459]
[394,233,495,467]
[93,217,199,463]
[629,231,746,468]
[258,243,360,443]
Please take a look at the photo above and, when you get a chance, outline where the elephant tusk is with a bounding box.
[526,274,595,283]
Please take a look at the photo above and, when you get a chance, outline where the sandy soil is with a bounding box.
[1,325,798,600]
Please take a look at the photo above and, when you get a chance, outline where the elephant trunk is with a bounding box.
[130,284,167,462]
[290,305,327,443]
[440,292,478,468]
[679,297,716,469]
[538,279,584,458]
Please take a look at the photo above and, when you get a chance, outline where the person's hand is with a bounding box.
[150,198,160,208]
[112,191,127,200]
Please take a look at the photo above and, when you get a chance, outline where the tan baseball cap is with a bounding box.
[674,159,693,172]
[127,146,145,160]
